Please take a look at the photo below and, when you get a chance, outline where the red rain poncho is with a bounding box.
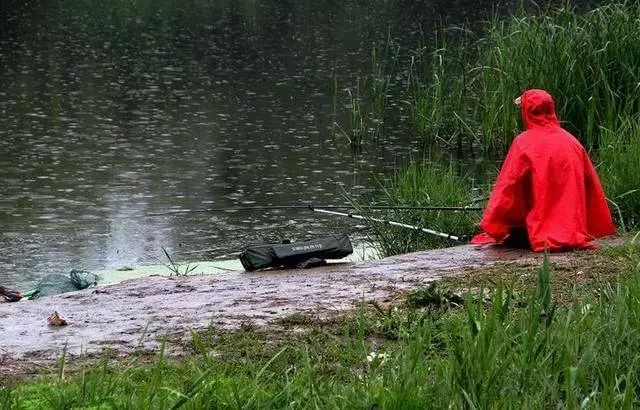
[472,89,615,251]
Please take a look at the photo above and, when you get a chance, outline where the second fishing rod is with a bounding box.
[146,203,484,217]
[308,206,470,242]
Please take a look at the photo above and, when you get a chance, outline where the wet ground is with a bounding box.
[0,243,575,376]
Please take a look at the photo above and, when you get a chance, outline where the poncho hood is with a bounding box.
[520,89,560,129]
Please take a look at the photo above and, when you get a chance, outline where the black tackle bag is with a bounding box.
[239,234,353,271]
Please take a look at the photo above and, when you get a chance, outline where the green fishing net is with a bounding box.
[25,269,100,299]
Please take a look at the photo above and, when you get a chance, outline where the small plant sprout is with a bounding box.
[162,247,199,277]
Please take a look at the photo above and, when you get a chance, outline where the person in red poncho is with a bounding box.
[472,89,616,252]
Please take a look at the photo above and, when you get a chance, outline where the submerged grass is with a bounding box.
[3,241,640,408]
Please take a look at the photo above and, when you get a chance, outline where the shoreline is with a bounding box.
[0,240,619,377]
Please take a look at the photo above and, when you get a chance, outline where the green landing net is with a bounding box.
[24,269,100,299]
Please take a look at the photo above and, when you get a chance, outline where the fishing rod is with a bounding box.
[146,204,483,217]
[308,206,468,242]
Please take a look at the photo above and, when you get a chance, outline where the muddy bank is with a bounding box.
[0,244,601,374]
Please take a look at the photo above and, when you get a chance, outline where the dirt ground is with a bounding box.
[0,241,623,377]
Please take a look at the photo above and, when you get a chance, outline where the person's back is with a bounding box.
[472,89,615,251]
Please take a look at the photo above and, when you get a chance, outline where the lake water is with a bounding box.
[0,0,593,288]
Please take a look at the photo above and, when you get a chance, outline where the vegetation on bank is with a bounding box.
[349,1,640,152]
[1,239,638,408]
[599,120,640,228]
[345,1,640,254]
[354,163,481,257]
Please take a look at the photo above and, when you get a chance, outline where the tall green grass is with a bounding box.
[3,245,640,408]
[354,161,481,257]
[478,2,640,151]
[399,1,640,152]
[599,118,640,228]
[405,28,475,150]
[336,37,400,152]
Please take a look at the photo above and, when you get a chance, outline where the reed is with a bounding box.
[339,80,367,153]
[406,27,476,149]
[369,37,400,136]
[399,1,640,153]
[345,2,640,153]
[599,117,640,227]
[477,2,640,151]
[337,36,400,152]
[330,73,339,138]
[354,160,481,257]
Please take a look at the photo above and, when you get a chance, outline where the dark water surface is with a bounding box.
[0,0,588,287]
